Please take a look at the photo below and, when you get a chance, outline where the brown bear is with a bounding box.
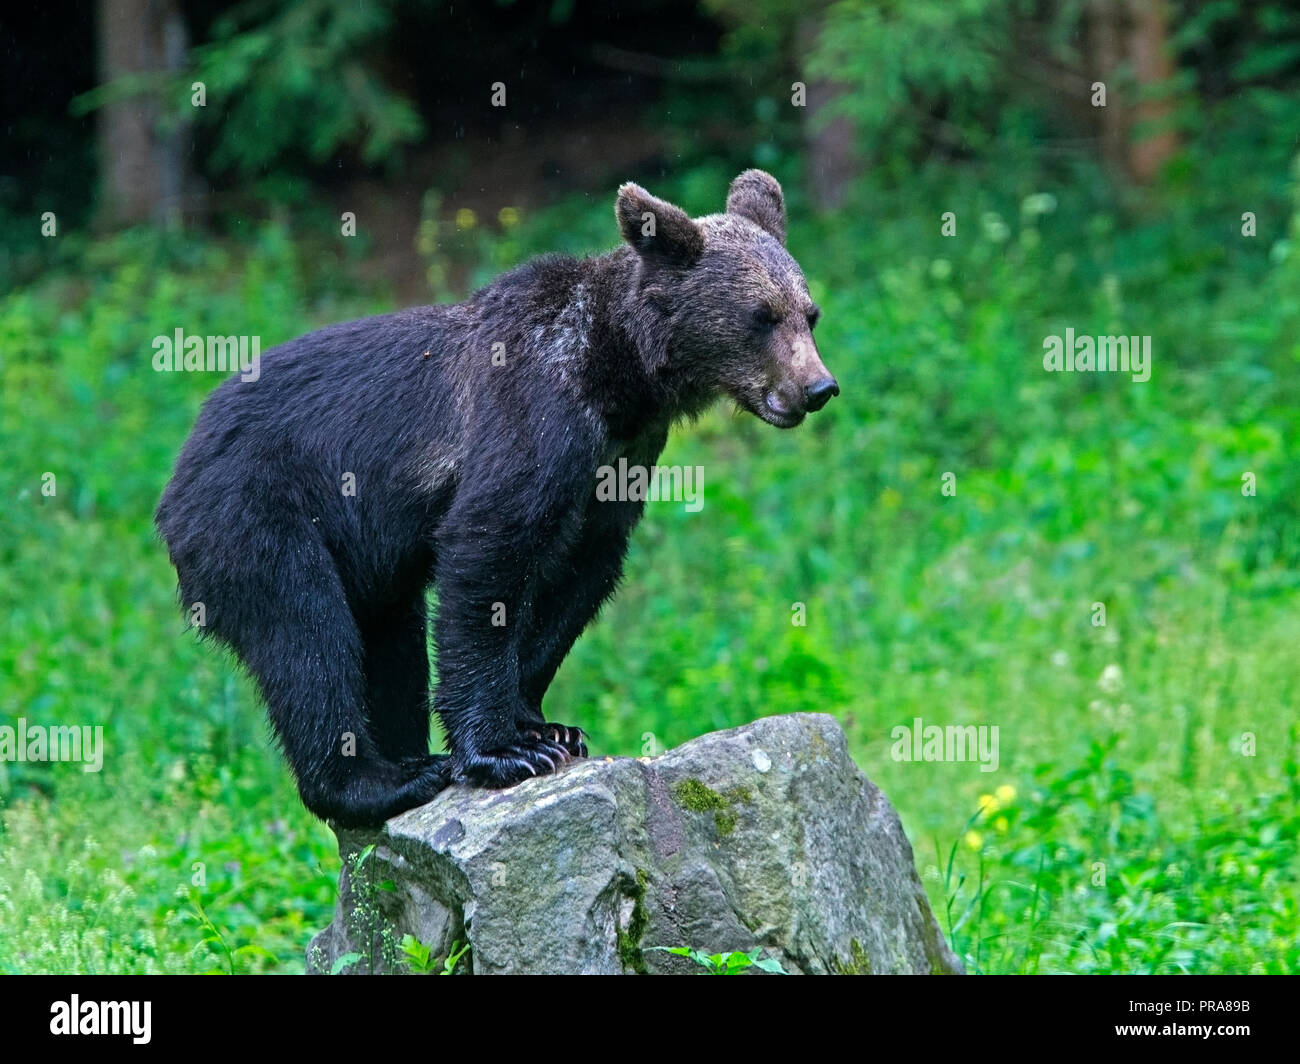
[155,169,838,827]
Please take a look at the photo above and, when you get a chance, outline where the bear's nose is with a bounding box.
[803,377,840,412]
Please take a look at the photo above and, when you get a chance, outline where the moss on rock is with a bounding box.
[616,869,650,974]
[672,778,753,837]
[831,938,872,974]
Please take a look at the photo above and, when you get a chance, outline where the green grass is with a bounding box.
[2,140,1298,973]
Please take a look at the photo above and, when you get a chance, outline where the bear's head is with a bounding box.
[616,169,838,428]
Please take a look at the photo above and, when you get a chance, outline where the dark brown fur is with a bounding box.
[155,170,838,826]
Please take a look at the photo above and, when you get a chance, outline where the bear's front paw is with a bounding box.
[522,722,587,760]
[454,728,585,788]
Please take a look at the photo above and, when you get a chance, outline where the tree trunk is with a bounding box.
[96,0,189,226]
[1087,0,1128,175]
[1125,0,1179,183]
[796,17,857,212]
[1086,0,1179,183]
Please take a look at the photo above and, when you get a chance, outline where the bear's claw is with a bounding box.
[455,724,587,788]
[528,722,587,759]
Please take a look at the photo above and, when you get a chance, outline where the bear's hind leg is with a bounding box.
[229,536,450,826]
[361,594,439,764]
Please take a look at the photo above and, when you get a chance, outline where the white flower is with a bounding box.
[1098,664,1123,696]
[980,212,1010,243]
[1021,193,1057,218]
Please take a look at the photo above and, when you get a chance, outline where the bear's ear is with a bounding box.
[616,182,705,267]
[725,169,786,245]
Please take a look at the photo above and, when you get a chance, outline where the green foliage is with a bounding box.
[703,0,1056,181]
[399,935,470,974]
[941,735,1300,973]
[72,0,424,187]
[648,945,786,974]
[341,843,402,973]
[707,0,1300,188]
[329,951,363,975]
[191,0,423,177]
[809,0,1022,163]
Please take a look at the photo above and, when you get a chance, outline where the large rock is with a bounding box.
[307,713,962,975]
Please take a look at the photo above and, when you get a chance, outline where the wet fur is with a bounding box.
[155,170,835,826]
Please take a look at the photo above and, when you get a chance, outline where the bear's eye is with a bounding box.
[752,306,781,327]
[806,305,821,330]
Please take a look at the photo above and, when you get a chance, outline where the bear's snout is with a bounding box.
[803,376,840,412]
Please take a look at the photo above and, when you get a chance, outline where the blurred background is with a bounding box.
[1,0,1297,974]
